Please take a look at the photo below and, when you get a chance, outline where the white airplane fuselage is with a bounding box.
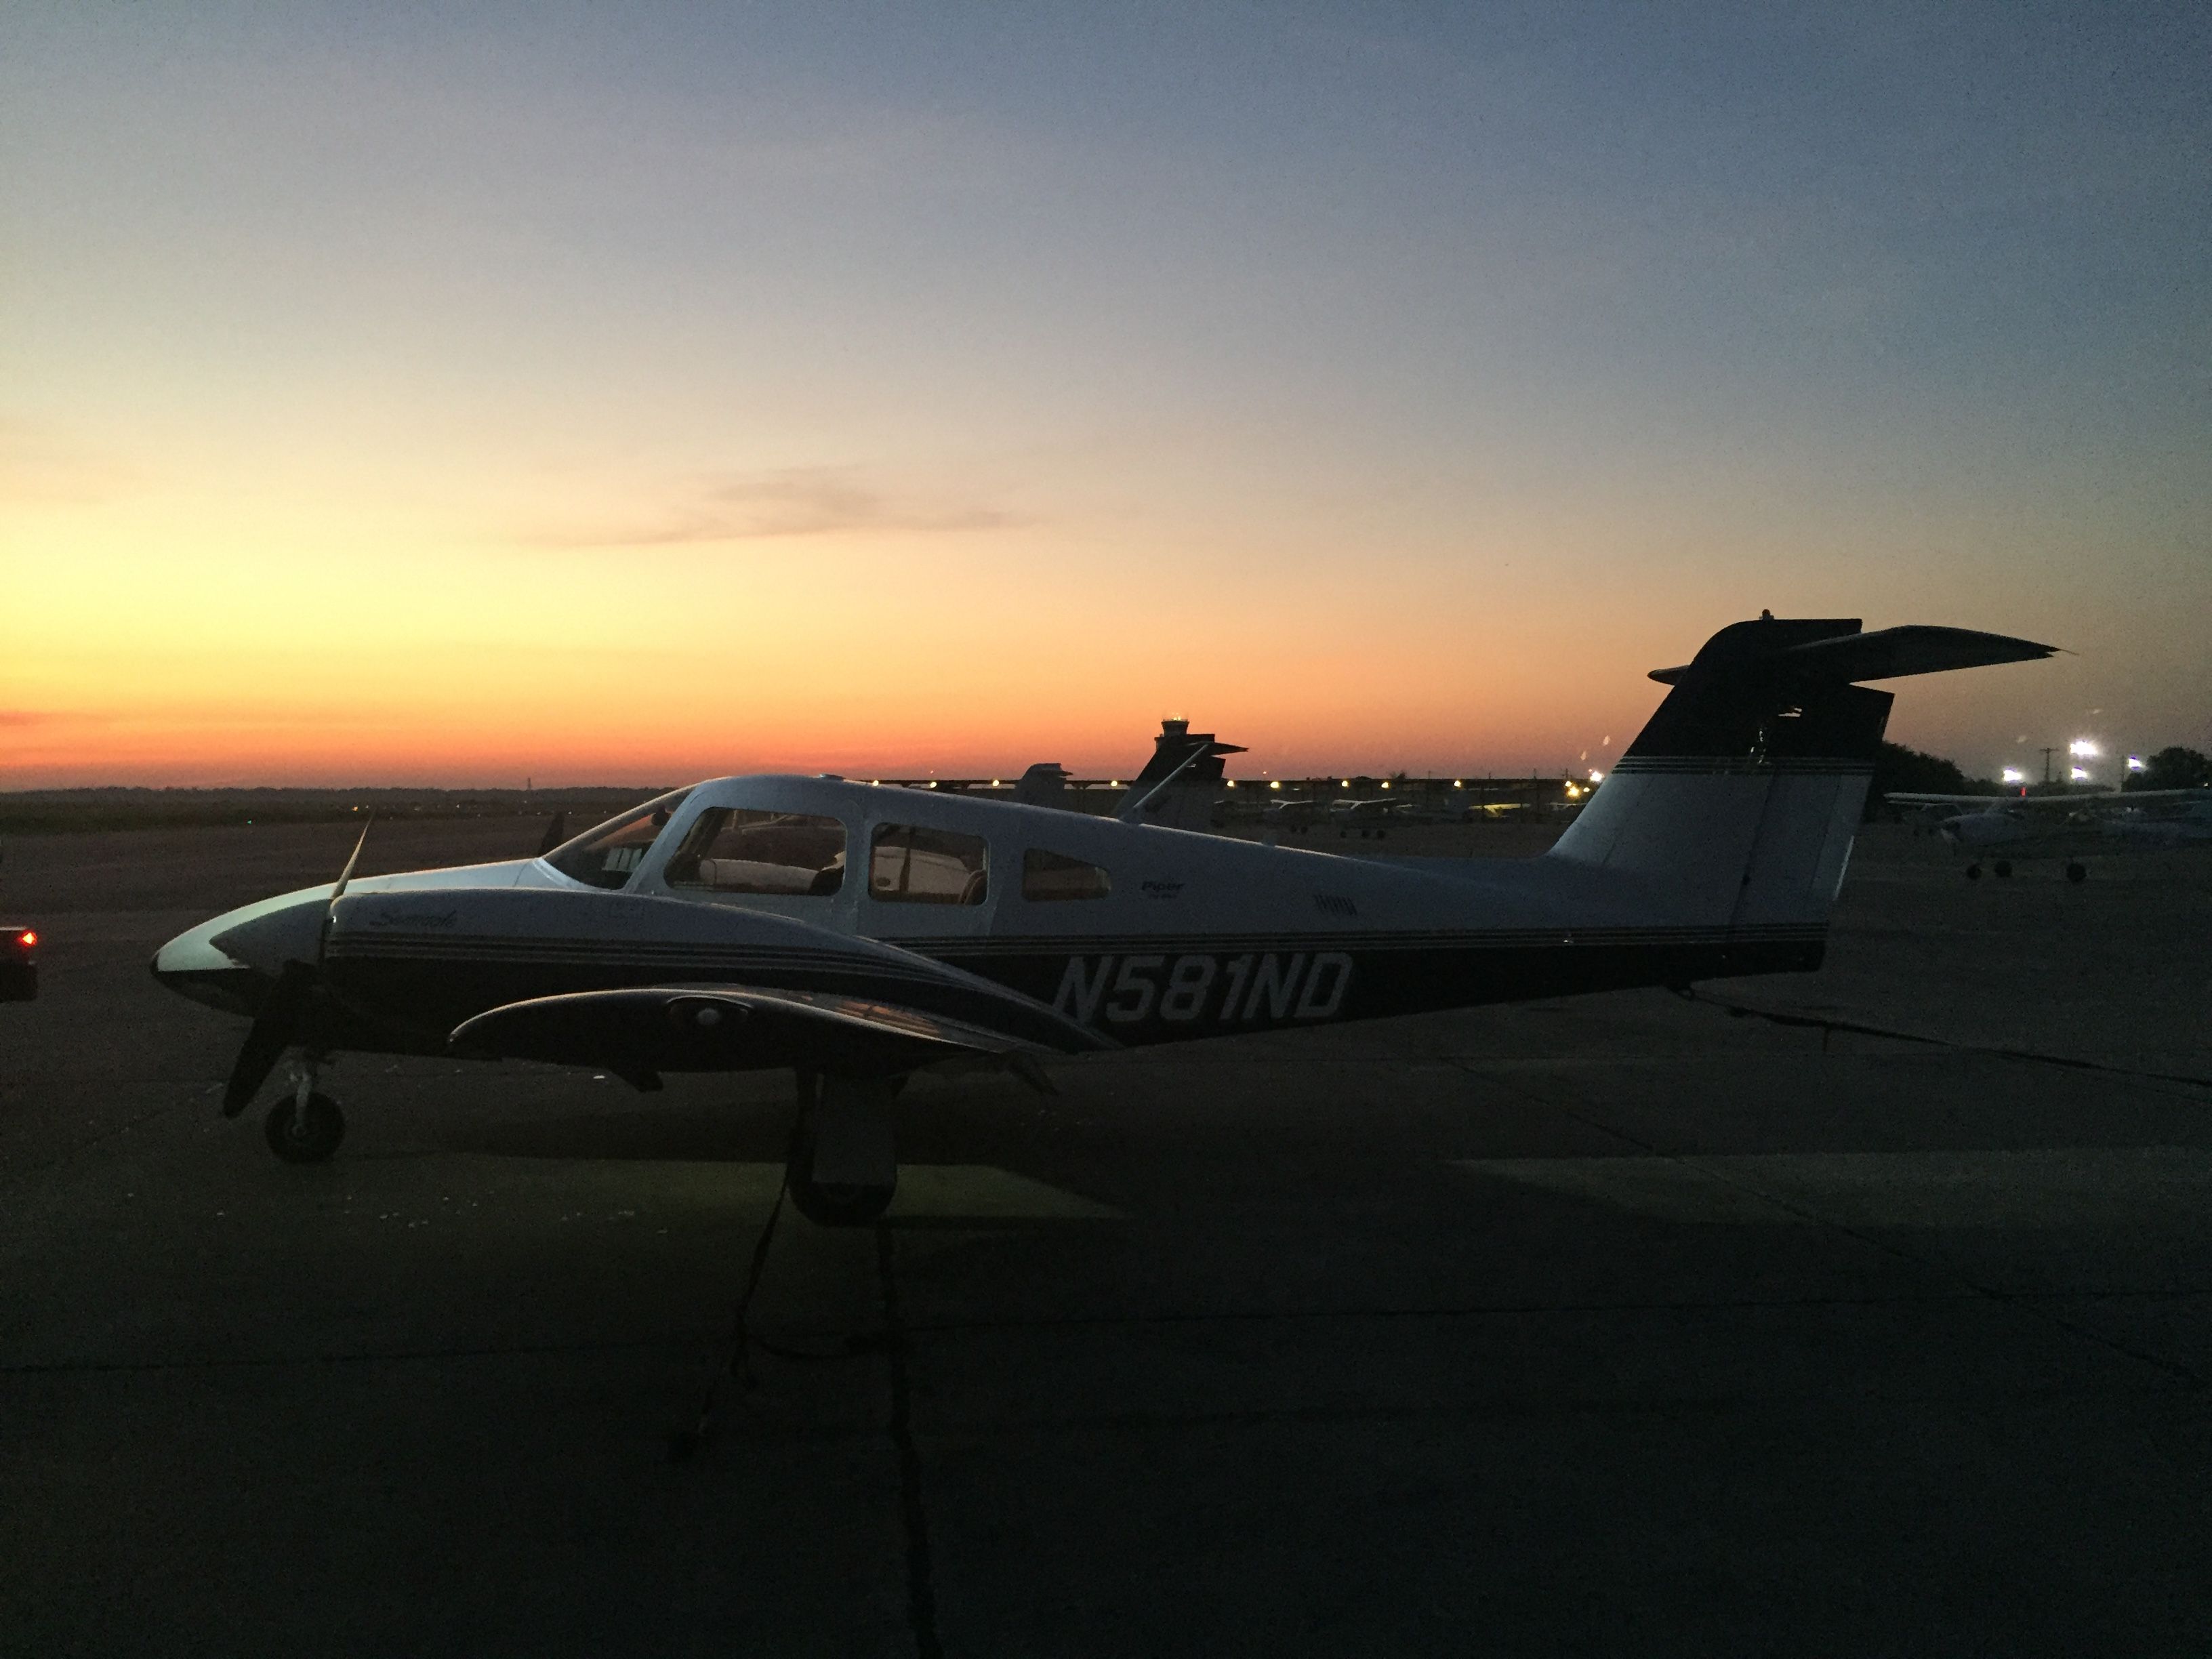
[150,614,2064,1187]
[153,773,1832,1063]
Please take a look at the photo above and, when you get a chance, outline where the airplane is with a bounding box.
[1328,794,1410,834]
[1010,762,1073,808]
[1006,723,1240,826]
[1116,717,1244,832]
[152,613,2055,1225]
[1885,788,2212,879]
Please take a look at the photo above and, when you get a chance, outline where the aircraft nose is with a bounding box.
[150,893,327,1014]
[207,895,327,974]
[151,918,261,1014]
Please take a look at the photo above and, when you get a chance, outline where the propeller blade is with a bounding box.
[222,960,314,1117]
[317,815,374,966]
[223,823,369,1117]
[331,815,374,905]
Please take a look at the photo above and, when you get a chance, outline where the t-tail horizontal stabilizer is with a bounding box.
[1647,623,2060,686]
[1553,614,2059,937]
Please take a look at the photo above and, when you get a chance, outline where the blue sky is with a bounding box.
[3,2,2205,783]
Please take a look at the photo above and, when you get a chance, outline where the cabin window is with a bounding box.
[663,808,847,896]
[870,823,988,905]
[544,788,693,890]
[1022,848,1111,901]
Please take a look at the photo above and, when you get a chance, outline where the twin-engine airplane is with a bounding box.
[154,614,2055,1223]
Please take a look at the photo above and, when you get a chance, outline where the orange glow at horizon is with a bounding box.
[3,462,2156,791]
[0,468,2144,790]
[5,466,1722,788]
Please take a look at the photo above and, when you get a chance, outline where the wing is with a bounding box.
[1887,793,2010,808]
[1886,792,2104,811]
[451,981,1097,1081]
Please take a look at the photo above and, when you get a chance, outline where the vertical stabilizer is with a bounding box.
[1118,718,1246,832]
[1550,616,2055,928]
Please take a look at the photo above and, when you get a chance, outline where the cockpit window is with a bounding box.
[544,788,693,890]
[664,809,847,896]
[869,823,988,905]
[1022,848,1111,901]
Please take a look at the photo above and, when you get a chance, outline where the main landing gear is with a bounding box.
[785,1070,899,1226]
[264,1065,344,1164]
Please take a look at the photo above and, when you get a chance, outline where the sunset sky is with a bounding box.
[5,3,2206,787]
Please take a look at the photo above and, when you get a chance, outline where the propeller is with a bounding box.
[220,817,373,1116]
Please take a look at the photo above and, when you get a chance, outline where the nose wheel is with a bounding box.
[265,1090,344,1163]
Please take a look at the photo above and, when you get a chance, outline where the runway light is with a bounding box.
[1269,780,1282,790]
[2070,739,2100,758]
[1226,779,1237,789]
[2070,766,2090,781]
[2127,756,2146,773]
[1341,779,1351,789]
[1588,769,1605,783]
[14,930,35,948]
[2002,767,2026,784]
[1452,780,1463,789]
[991,779,1001,787]
[1380,781,1391,790]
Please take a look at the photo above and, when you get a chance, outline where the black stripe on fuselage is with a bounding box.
[313,924,1823,1059]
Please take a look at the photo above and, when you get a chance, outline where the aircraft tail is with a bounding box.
[1548,616,2056,926]
[1012,763,1071,808]
[1118,718,1246,832]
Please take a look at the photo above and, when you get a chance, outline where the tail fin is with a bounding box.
[1118,718,1246,832]
[1012,763,1072,808]
[1549,616,2056,926]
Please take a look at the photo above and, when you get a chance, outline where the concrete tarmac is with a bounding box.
[3,819,2209,1655]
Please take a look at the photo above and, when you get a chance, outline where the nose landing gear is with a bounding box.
[264,1065,344,1163]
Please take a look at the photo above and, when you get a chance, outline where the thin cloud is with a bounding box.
[523,466,1027,548]
[0,419,144,506]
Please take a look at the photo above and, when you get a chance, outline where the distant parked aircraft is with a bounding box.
[1885,788,2212,879]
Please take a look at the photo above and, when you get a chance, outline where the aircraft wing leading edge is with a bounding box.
[452,981,1074,1078]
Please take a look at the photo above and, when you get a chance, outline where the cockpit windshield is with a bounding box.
[542,788,693,890]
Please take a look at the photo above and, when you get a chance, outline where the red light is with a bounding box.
[15,931,34,948]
